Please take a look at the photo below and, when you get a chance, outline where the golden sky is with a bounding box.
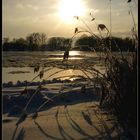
[2,0,138,39]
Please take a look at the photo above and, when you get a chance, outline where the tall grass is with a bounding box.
[10,1,137,139]
[63,0,138,130]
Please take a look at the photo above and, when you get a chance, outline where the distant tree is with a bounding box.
[2,35,135,52]
[123,37,134,51]
[14,38,28,51]
[2,37,9,44]
[47,37,57,50]
[47,37,70,51]
[2,42,14,51]
[40,33,47,45]
[75,36,97,51]
[26,32,47,51]
[75,35,135,52]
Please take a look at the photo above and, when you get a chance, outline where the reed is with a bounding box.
[11,1,137,139]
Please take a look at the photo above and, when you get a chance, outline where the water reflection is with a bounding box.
[69,51,80,56]
[44,51,85,60]
[2,66,105,84]
[47,57,83,60]
[2,51,106,84]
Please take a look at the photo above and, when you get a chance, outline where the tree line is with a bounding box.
[2,32,136,52]
[75,36,136,52]
[2,32,70,51]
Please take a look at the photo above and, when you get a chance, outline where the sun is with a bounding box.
[58,0,86,23]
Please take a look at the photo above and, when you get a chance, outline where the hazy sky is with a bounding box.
[2,0,138,39]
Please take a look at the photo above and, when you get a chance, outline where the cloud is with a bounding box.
[33,6,39,10]
[27,4,39,10]
[27,4,32,8]
[16,3,24,9]
[3,0,138,39]
[16,3,39,11]
[116,13,120,16]
[93,9,99,13]
[89,9,100,14]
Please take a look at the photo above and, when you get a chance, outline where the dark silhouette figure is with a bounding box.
[63,50,69,60]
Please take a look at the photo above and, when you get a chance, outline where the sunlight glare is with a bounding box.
[58,0,86,23]
[69,51,80,56]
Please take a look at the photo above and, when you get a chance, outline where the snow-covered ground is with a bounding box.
[3,102,119,140]
[2,82,125,140]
